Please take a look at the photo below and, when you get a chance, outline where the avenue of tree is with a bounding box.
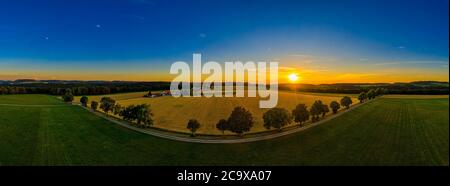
[62,88,386,137]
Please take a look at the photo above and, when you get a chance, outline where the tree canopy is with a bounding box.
[226,106,254,136]
[62,88,74,103]
[187,119,201,136]
[358,92,367,103]
[263,108,292,131]
[91,101,98,111]
[330,101,340,114]
[340,96,353,109]
[292,104,310,125]
[80,96,88,107]
[321,104,330,118]
[119,104,153,128]
[216,119,228,135]
[100,97,116,115]
[310,100,324,121]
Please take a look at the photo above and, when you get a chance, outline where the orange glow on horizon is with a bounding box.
[1,60,448,84]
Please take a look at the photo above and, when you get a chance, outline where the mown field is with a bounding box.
[0,94,448,165]
[74,91,358,134]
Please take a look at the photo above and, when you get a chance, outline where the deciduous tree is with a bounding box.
[322,104,330,118]
[187,119,201,137]
[80,96,89,107]
[367,89,375,100]
[263,108,292,132]
[330,101,340,114]
[113,104,122,115]
[340,96,353,109]
[100,97,116,116]
[227,106,254,136]
[310,100,324,122]
[91,101,99,111]
[62,88,74,103]
[358,92,367,103]
[292,104,310,126]
[216,119,228,135]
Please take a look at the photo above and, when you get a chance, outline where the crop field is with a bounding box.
[75,91,358,134]
[0,94,448,165]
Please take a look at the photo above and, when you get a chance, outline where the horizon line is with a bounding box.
[1,79,448,86]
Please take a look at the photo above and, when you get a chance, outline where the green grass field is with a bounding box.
[0,94,64,105]
[74,91,358,134]
[0,94,448,165]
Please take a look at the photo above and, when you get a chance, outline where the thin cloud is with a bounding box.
[278,66,296,70]
[372,60,449,66]
[287,54,313,57]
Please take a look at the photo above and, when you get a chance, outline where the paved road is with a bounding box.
[80,99,373,144]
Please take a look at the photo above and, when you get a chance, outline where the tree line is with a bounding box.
[0,81,170,95]
[357,88,386,103]
[188,96,355,136]
[62,88,384,137]
[1,80,448,96]
[59,88,154,128]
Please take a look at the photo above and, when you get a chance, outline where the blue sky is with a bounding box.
[0,0,448,82]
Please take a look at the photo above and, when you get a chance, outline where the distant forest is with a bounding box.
[0,79,448,95]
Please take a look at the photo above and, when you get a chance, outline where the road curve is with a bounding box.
[80,99,373,144]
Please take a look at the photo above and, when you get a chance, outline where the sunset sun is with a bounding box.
[288,73,299,82]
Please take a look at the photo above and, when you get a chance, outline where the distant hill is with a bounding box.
[1,80,448,95]
[279,81,449,95]
[14,79,37,83]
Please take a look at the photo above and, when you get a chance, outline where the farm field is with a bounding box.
[382,95,449,99]
[0,94,64,105]
[0,94,448,165]
[74,91,358,134]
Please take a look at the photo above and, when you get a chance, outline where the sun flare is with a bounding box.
[288,73,299,82]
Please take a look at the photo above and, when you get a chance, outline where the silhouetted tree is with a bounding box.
[375,88,382,97]
[227,106,254,136]
[367,89,376,99]
[119,105,135,122]
[62,88,74,103]
[358,92,367,103]
[100,97,116,116]
[263,108,292,132]
[80,96,89,107]
[322,104,330,118]
[76,87,89,96]
[340,96,353,109]
[118,104,153,128]
[0,87,6,94]
[330,101,340,114]
[310,100,324,121]
[187,119,201,137]
[292,104,310,126]
[113,104,122,115]
[91,101,99,111]
[135,104,153,128]
[216,119,228,135]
